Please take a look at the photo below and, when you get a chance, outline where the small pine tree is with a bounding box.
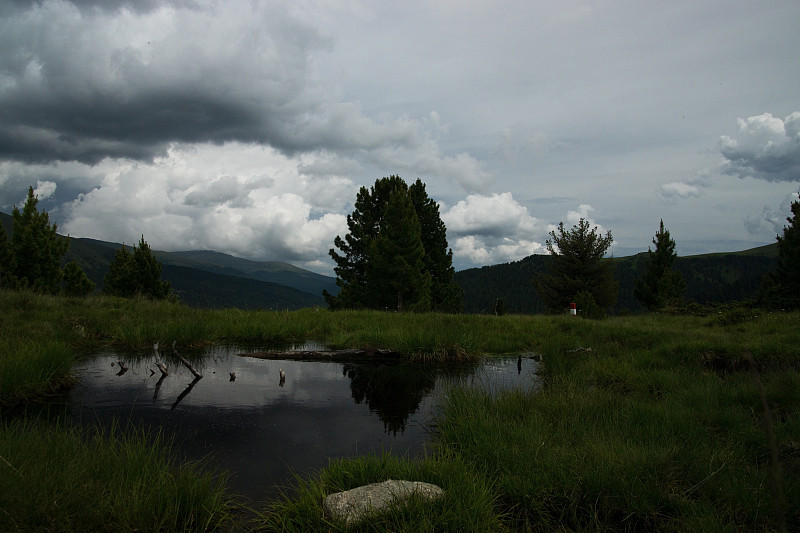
[104,244,135,297]
[574,290,606,320]
[9,187,70,294]
[131,236,172,299]
[103,236,172,299]
[534,218,618,312]
[634,220,686,310]
[62,260,95,297]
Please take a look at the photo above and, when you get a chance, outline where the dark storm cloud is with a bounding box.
[0,125,166,164]
[0,0,343,164]
[0,91,264,164]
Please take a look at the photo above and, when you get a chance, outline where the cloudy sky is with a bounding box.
[1,0,799,274]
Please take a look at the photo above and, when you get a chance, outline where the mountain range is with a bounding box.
[2,211,778,313]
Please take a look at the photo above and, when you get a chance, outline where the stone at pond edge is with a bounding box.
[323,479,444,525]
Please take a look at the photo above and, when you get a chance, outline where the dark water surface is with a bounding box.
[68,345,540,503]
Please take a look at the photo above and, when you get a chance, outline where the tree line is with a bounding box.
[1,186,172,300]
[4,180,798,314]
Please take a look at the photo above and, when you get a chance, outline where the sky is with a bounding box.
[1,0,799,275]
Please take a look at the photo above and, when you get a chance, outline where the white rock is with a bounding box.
[323,479,444,525]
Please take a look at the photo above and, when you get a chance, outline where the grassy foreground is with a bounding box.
[259,310,800,532]
[1,289,799,531]
[0,420,232,531]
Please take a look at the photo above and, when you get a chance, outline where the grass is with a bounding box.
[0,419,234,532]
[257,310,799,531]
[427,312,800,531]
[1,289,799,531]
[255,452,504,532]
[0,338,74,405]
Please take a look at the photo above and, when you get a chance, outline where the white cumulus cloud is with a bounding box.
[60,142,348,271]
[442,192,545,266]
[32,180,57,201]
[720,112,800,182]
[658,181,703,200]
[744,191,800,237]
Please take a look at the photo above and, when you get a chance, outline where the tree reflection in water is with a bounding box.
[342,360,479,435]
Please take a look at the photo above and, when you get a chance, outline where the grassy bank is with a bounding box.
[261,311,800,531]
[2,289,799,531]
[0,289,545,405]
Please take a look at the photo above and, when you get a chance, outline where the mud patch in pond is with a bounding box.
[68,346,541,503]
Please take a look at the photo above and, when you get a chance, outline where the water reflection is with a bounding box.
[67,347,540,502]
[344,361,438,435]
[171,376,202,410]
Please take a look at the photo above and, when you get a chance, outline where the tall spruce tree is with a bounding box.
[534,218,618,313]
[104,236,172,299]
[367,188,430,311]
[760,194,800,310]
[325,176,461,311]
[408,179,463,312]
[8,187,70,294]
[634,220,686,310]
[327,176,405,308]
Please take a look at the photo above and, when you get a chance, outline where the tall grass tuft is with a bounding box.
[0,419,234,531]
[0,338,74,405]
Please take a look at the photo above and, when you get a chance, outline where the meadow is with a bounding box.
[1,289,798,531]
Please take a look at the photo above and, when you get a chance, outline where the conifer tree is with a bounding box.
[0,222,14,289]
[103,244,135,297]
[367,188,430,311]
[104,236,172,299]
[634,220,686,310]
[327,176,406,308]
[9,187,70,294]
[132,236,172,299]
[761,194,800,310]
[408,179,463,312]
[326,176,461,312]
[534,218,617,312]
[62,260,95,297]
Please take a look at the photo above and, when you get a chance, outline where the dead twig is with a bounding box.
[171,341,202,379]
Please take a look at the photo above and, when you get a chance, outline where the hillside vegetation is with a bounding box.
[456,246,777,314]
[2,211,777,314]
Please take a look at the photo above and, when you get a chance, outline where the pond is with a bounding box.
[68,345,541,503]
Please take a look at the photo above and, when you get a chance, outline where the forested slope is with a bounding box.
[455,246,777,314]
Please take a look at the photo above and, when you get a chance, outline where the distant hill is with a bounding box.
[454,244,778,314]
[161,264,326,310]
[155,249,338,296]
